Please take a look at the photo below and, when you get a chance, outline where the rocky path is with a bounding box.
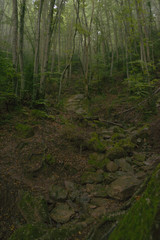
[0,98,160,240]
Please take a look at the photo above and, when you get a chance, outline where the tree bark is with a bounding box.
[12,0,18,94]
[33,0,44,100]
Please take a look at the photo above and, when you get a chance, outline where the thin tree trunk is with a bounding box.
[33,0,44,100]
[40,0,56,97]
[12,0,18,94]
[19,0,26,97]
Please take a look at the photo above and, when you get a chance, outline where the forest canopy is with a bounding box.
[0,0,160,102]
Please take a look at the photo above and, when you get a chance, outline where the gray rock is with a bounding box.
[115,158,134,173]
[86,184,108,197]
[107,175,140,200]
[81,171,104,184]
[106,161,118,172]
[50,203,75,223]
[90,206,106,218]
[91,198,108,207]
[49,185,68,201]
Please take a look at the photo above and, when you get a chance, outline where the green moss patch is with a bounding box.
[87,133,106,152]
[9,224,47,240]
[88,153,109,169]
[18,191,49,224]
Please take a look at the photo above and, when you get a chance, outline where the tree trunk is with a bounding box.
[40,0,56,98]
[19,0,26,97]
[12,0,18,94]
[33,0,44,100]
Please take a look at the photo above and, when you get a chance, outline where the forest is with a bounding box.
[0,0,160,239]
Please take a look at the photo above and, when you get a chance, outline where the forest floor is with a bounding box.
[0,92,160,240]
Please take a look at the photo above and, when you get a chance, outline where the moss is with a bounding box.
[9,224,48,240]
[111,133,125,141]
[45,154,56,166]
[15,123,34,138]
[107,146,125,160]
[109,164,160,240]
[18,191,49,224]
[114,138,135,152]
[133,152,146,166]
[88,132,106,152]
[88,153,109,169]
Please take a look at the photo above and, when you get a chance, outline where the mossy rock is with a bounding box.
[9,223,48,240]
[131,125,149,144]
[108,164,160,240]
[81,171,104,184]
[15,123,34,138]
[107,146,125,160]
[18,191,49,224]
[133,152,146,166]
[88,153,109,169]
[114,138,135,153]
[87,133,106,153]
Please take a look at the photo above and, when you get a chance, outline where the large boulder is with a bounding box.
[107,175,140,200]
[108,164,160,240]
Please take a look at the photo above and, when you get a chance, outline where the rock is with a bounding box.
[66,94,87,115]
[49,185,68,201]
[115,158,134,173]
[133,152,146,166]
[131,125,149,144]
[69,190,80,201]
[103,172,117,184]
[90,206,107,218]
[107,146,125,160]
[81,171,104,184]
[108,164,160,240]
[86,184,108,197]
[88,153,108,169]
[136,171,146,180]
[64,180,77,192]
[106,161,118,172]
[107,175,140,200]
[77,192,91,205]
[144,154,160,169]
[18,191,49,224]
[91,198,108,207]
[50,203,75,223]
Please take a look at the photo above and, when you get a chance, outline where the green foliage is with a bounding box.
[88,132,106,152]
[15,123,34,138]
[0,51,15,92]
